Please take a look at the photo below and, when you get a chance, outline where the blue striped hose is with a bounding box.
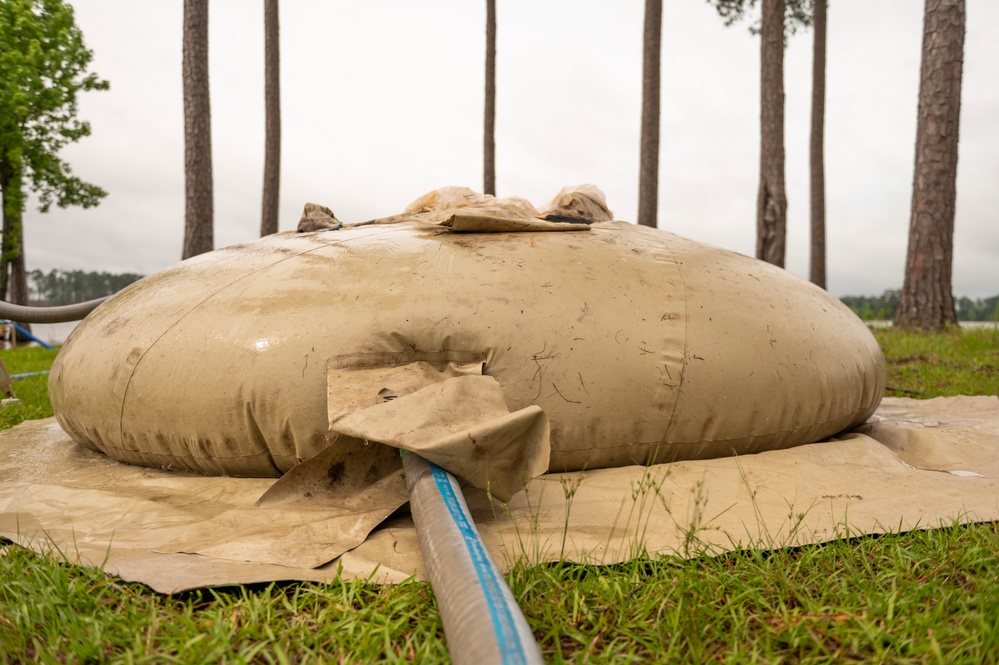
[402,452,542,665]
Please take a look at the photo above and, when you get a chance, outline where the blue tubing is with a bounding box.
[11,370,50,380]
[6,322,53,349]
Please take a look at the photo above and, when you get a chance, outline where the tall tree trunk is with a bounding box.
[0,225,11,304]
[182,0,214,259]
[637,0,662,229]
[483,0,496,196]
[895,0,964,331]
[809,0,827,288]
[757,0,787,267]
[10,221,30,332]
[0,248,7,302]
[260,0,281,237]
[0,173,11,301]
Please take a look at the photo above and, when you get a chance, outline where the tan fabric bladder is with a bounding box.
[49,217,884,480]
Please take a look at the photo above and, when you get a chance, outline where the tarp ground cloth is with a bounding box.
[2,395,998,594]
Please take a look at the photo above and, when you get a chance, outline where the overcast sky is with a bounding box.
[23,0,999,298]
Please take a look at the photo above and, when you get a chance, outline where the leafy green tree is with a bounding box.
[840,290,901,321]
[0,0,108,311]
[27,268,142,305]
[954,295,998,322]
[842,290,997,323]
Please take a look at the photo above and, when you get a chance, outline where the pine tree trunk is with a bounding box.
[637,0,662,229]
[757,0,787,267]
[182,0,214,259]
[260,0,281,237]
[483,0,496,196]
[809,0,827,288]
[895,0,964,331]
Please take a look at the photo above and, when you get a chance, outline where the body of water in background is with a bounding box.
[866,321,998,330]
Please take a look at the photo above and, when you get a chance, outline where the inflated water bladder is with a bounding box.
[49,211,885,478]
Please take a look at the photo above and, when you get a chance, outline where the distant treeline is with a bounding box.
[28,269,144,305]
[840,290,999,321]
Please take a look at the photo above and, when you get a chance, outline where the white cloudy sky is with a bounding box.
[23,0,999,298]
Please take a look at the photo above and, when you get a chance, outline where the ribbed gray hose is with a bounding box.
[0,297,108,323]
[403,452,543,665]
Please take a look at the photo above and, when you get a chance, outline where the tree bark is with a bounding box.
[9,221,30,332]
[260,0,281,237]
[182,0,214,259]
[483,0,496,196]
[809,0,827,288]
[0,247,7,303]
[0,168,12,301]
[0,197,31,332]
[757,0,787,267]
[637,0,662,229]
[895,0,964,331]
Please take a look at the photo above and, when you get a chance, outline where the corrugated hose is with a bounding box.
[402,451,543,665]
[0,297,108,323]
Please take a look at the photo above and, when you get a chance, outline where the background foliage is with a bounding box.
[27,268,143,304]
[842,290,998,322]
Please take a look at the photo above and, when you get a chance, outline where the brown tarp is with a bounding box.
[2,395,997,594]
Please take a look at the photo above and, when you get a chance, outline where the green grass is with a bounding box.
[2,328,998,663]
[0,346,58,429]
[875,325,999,398]
[0,552,449,663]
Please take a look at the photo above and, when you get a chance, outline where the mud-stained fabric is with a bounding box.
[296,202,341,233]
[49,219,884,477]
[328,373,549,502]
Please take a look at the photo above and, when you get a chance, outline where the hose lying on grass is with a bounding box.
[403,451,543,665]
